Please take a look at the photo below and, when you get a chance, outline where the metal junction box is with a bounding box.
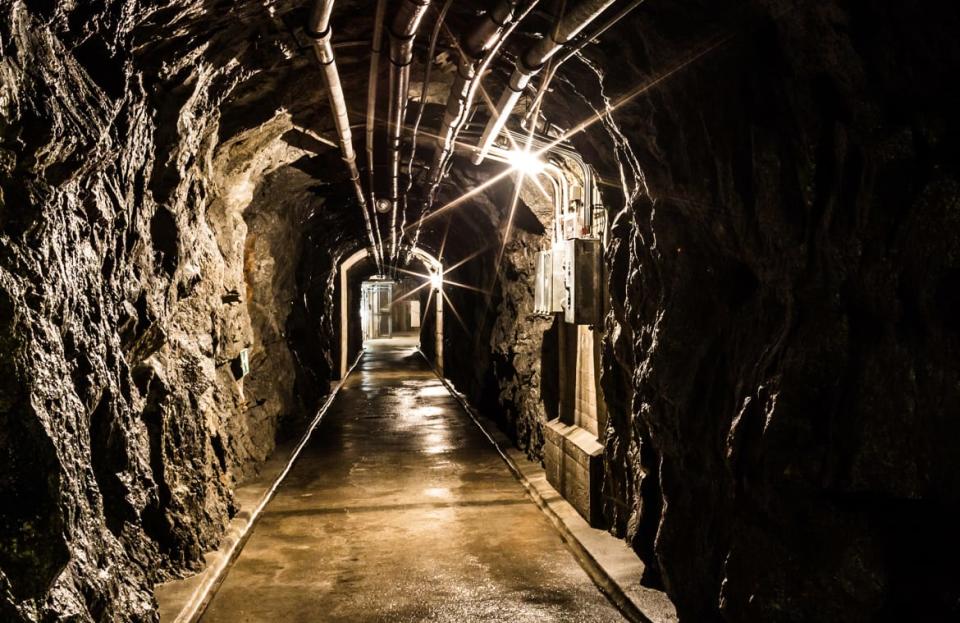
[562,212,587,240]
[534,250,552,314]
[563,238,601,325]
[534,248,566,315]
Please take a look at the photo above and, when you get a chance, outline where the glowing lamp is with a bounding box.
[506,149,545,175]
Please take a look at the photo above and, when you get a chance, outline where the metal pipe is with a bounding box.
[366,0,388,266]
[523,0,645,127]
[427,0,525,201]
[500,127,591,201]
[492,127,592,238]
[472,0,620,164]
[398,0,454,264]
[406,0,535,264]
[546,163,570,237]
[472,144,572,249]
[387,0,432,263]
[307,0,383,271]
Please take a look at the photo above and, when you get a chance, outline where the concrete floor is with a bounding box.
[200,338,625,623]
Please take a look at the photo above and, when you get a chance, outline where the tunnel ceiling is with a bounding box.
[1,0,630,260]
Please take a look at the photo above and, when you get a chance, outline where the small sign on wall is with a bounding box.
[231,348,250,380]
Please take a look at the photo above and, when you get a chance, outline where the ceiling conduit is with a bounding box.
[472,0,620,165]
[365,0,389,266]
[426,0,524,203]
[522,0,645,128]
[307,0,383,272]
[387,0,432,263]
[404,0,535,261]
[398,0,454,264]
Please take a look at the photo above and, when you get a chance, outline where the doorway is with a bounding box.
[337,247,444,378]
[360,277,394,341]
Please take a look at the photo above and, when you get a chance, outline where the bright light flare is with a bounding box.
[407,35,732,234]
[396,266,486,294]
[506,149,545,176]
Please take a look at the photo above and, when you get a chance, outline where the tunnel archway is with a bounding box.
[337,247,444,378]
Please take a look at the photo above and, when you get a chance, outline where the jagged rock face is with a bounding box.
[484,231,554,460]
[0,1,357,620]
[592,1,960,621]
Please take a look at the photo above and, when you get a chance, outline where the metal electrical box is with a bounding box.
[534,250,552,315]
[534,247,566,315]
[563,238,602,325]
[562,212,587,240]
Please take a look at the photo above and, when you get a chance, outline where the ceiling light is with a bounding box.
[429,272,443,291]
[375,197,392,213]
[506,149,545,175]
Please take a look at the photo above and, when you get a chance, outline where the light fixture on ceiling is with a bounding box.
[506,149,545,176]
[375,197,392,213]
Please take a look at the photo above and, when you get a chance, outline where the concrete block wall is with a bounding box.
[546,322,608,526]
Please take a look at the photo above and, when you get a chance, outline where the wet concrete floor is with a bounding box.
[200,338,625,622]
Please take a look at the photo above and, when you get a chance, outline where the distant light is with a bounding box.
[375,197,392,213]
[429,272,443,291]
[506,149,545,175]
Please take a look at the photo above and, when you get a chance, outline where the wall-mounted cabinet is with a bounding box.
[563,237,602,325]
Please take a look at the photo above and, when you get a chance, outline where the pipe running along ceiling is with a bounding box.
[306,0,643,272]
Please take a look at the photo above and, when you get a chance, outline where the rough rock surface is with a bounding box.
[591,1,960,620]
[0,2,348,620]
[485,231,554,460]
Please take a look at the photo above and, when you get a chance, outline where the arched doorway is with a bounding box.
[337,247,443,378]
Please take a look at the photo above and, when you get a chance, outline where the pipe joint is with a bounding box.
[313,40,337,66]
[388,26,418,43]
[519,51,546,75]
[508,69,532,92]
[304,25,333,42]
[389,42,416,67]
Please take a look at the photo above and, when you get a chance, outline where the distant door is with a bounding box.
[410,301,421,328]
[361,280,394,341]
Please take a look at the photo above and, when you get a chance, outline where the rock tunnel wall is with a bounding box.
[0,3,350,620]
[592,1,960,621]
[427,166,555,462]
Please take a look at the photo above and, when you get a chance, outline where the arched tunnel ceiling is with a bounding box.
[2,0,673,270]
[124,0,647,261]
